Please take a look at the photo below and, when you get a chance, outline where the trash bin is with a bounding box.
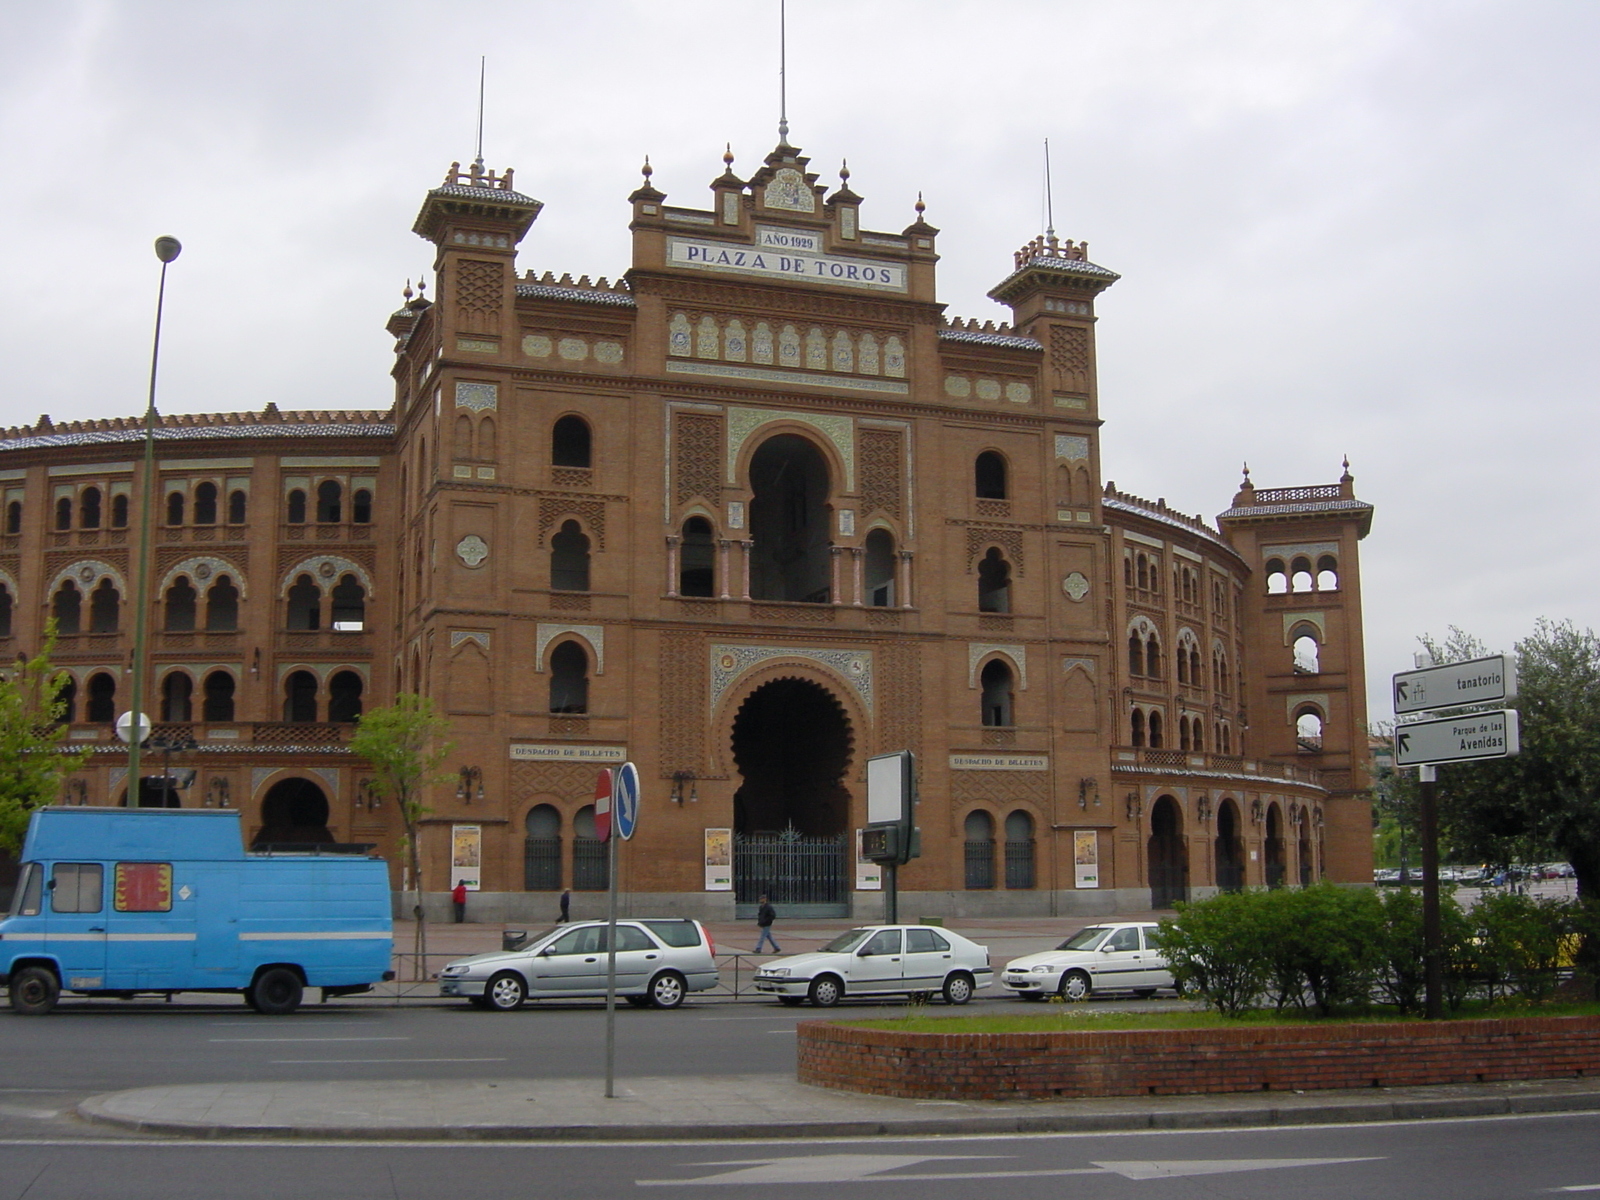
[502,930,527,952]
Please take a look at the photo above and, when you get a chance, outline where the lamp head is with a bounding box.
[154,236,182,264]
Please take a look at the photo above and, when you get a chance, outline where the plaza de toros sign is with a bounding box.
[668,231,907,293]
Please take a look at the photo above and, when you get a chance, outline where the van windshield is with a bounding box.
[7,863,42,917]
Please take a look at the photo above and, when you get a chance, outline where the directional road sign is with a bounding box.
[1394,709,1520,766]
[1393,654,1517,715]
[614,761,640,840]
[594,768,613,842]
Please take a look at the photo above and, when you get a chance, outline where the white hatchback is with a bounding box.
[1000,921,1175,1001]
[754,925,993,1007]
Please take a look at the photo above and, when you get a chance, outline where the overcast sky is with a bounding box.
[2,0,1594,723]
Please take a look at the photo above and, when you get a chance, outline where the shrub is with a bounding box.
[1471,891,1573,1001]
[1158,890,1274,1017]
[1376,886,1474,1014]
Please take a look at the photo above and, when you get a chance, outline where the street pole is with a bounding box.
[1419,763,1442,1020]
[127,236,182,804]
[603,826,619,1098]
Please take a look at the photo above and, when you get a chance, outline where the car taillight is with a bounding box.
[704,923,716,957]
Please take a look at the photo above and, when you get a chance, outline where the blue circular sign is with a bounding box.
[614,761,640,840]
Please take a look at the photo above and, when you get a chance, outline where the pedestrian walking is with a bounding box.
[753,893,781,954]
[452,879,468,923]
[558,889,571,924]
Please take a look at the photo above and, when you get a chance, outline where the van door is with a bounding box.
[46,862,107,991]
[192,868,239,982]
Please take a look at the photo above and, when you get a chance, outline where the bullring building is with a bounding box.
[0,135,1374,919]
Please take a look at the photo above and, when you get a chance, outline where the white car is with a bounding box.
[753,925,993,1007]
[1000,921,1175,1001]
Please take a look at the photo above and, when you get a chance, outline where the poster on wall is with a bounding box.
[1073,829,1100,889]
[703,828,732,891]
[451,824,482,891]
[854,829,883,890]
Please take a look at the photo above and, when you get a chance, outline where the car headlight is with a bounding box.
[441,965,469,977]
[1032,965,1054,974]
[759,967,790,977]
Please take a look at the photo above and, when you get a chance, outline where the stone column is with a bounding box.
[829,546,843,605]
[740,540,753,600]
[717,539,731,600]
[665,535,680,597]
[850,546,864,606]
[897,550,914,609]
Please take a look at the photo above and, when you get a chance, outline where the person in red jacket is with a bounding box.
[452,880,468,923]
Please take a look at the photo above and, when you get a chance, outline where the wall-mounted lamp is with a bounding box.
[671,770,698,805]
[1078,778,1099,810]
[356,779,381,811]
[1290,805,1304,832]
[1125,792,1142,824]
[65,778,88,806]
[206,776,231,808]
[1250,798,1264,826]
[1196,794,1211,827]
[456,765,484,804]
[1314,805,1324,830]
[251,647,261,680]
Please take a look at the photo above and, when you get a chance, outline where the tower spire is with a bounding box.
[1043,138,1056,240]
[777,0,790,146]
[474,56,486,171]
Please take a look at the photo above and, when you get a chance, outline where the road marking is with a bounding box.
[638,1153,1383,1186]
[209,1037,411,1043]
[1554,1186,1600,1193]
[269,1057,510,1064]
[0,1105,61,1119]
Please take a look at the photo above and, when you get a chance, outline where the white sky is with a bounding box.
[2,0,1595,723]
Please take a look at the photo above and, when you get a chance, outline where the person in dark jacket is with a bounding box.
[754,894,781,953]
[558,889,571,924]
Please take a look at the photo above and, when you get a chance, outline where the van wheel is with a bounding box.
[9,966,59,1016]
[250,968,304,1016]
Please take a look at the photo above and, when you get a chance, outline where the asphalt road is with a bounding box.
[4,1112,1600,1198]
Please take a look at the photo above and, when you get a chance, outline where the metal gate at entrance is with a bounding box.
[734,828,850,918]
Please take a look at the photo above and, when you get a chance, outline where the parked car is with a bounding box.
[1000,921,1175,1001]
[753,924,993,1007]
[438,919,717,1011]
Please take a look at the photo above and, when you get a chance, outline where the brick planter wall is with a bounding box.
[796,1015,1600,1101]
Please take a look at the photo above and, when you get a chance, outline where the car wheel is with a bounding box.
[1059,970,1092,1002]
[250,968,304,1016]
[648,971,687,1009]
[485,971,526,1012]
[942,972,974,1006]
[808,975,843,1007]
[778,996,805,1007]
[9,966,60,1016]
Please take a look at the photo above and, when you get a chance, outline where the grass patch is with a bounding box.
[848,998,1600,1036]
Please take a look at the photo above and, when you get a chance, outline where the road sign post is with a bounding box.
[602,762,641,1099]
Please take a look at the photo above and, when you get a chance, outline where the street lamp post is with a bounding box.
[124,236,181,805]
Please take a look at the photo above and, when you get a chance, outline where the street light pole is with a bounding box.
[126,236,182,804]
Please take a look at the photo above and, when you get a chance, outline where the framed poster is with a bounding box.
[1073,829,1100,889]
[451,823,482,890]
[703,828,732,891]
[854,829,883,890]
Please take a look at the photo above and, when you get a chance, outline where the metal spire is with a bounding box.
[474,56,486,170]
[777,0,790,146]
[1043,138,1056,239]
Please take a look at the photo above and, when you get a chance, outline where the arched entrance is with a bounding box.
[747,434,833,603]
[1265,803,1287,888]
[730,677,852,916]
[1147,795,1188,909]
[1298,817,1315,885]
[1215,798,1245,891]
[252,778,333,849]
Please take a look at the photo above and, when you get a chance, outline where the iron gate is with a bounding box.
[734,829,849,918]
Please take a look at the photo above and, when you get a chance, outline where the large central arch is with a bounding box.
[747,434,833,603]
[252,777,333,848]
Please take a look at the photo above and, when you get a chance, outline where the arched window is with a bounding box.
[227,489,247,525]
[977,547,1011,613]
[455,413,473,457]
[5,500,21,534]
[1179,716,1191,751]
[549,640,590,714]
[164,577,198,632]
[193,482,218,525]
[524,804,562,891]
[479,416,497,460]
[331,574,366,631]
[1265,558,1288,594]
[286,489,307,524]
[1004,809,1035,889]
[166,491,185,526]
[572,803,608,890]
[1148,556,1161,595]
[283,670,318,722]
[160,672,194,723]
[1123,557,1134,587]
[201,670,235,722]
[205,576,239,631]
[86,672,116,723]
[1293,632,1320,674]
[550,520,591,592]
[286,573,321,630]
[1296,708,1324,751]
[1136,554,1149,590]
[55,497,72,531]
[1148,709,1164,749]
[1316,554,1339,591]
[0,582,10,637]
[979,658,1014,727]
[1131,707,1145,747]
[974,451,1007,500]
[80,487,102,530]
[1191,719,1203,752]
[552,415,592,468]
[1190,645,1202,686]
[1145,634,1162,679]
[964,810,996,890]
[1176,642,1189,684]
[89,578,119,633]
[56,676,77,724]
[747,433,832,603]
[863,528,896,607]
[679,517,715,597]
[1290,556,1314,594]
[327,670,363,723]
[316,480,342,523]
[352,489,372,524]
[52,580,82,634]
[111,494,129,528]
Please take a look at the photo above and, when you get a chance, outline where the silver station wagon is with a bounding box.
[439,919,718,1011]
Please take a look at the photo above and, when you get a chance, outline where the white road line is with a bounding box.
[1554,1186,1600,1193]
[269,1057,510,1064]
[209,1037,411,1043]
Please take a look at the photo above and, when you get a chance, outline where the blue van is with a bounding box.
[0,807,393,1015]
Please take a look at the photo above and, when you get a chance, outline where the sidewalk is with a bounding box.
[77,1073,1600,1142]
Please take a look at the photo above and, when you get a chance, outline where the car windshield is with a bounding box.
[1055,927,1110,951]
[821,928,874,953]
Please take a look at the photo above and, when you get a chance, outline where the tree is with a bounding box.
[346,694,452,968]
[0,625,90,853]
[1428,619,1600,900]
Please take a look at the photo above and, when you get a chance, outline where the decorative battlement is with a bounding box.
[942,316,1016,336]
[1103,483,1227,542]
[1250,483,1345,504]
[1012,233,1091,269]
[1218,461,1373,537]
[520,270,631,294]
[441,161,518,192]
[0,406,394,449]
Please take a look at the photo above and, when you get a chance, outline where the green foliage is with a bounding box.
[1374,886,1474,1014]
[1158,891,1274,1016]
[347,693,451,909]
[1267,885,1387,1015]
[1469,891,1572,1002]
[0,625,89,853]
